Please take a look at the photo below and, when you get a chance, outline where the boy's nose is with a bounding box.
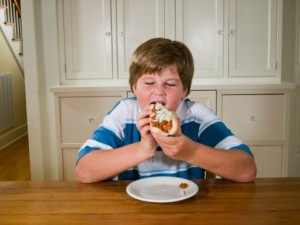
[153,85,165,95]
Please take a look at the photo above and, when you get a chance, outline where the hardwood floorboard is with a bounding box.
[0,135,31,181]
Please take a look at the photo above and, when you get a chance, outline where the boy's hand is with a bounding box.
[151,127,197,162]
[136,107,158,157]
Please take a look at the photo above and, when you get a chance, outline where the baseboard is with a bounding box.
[0,124,28,150]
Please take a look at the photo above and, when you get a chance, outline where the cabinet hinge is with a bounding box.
[65,64,67,73]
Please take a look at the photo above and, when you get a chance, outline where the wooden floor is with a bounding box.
[0,135,31,181]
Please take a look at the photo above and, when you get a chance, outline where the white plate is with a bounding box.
[126,177,199,203]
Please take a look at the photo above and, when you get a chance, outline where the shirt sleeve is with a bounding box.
[185,101,254,157]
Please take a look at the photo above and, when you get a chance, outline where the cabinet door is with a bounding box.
[117,0,167,78]
[175,0,224,77]
[62,149,78,181]
[228,0,277,77]
[62,0,113,80]
[250,146,283,177]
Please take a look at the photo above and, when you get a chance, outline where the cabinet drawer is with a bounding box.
[60,96,122,143]
[222,94,284,141]
[189,91,217,112]
[250,146,283,178]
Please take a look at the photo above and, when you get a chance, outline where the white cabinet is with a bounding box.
[58,0,171,83]
[175,0,280,78]
[58,0,282,83]
[218,90,290,177]
[52,85,292,180]
[53,90,126,180]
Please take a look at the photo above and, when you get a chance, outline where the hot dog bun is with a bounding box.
[149,103,179,136]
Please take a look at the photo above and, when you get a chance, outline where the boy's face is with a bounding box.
[132,65,188,111]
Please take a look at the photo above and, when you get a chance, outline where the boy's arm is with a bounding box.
[187,143,257,182]
[76,106,158,183]
[152,132,257,182]
[76,142,153,183]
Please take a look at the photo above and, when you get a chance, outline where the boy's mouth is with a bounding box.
[150,101,165,106]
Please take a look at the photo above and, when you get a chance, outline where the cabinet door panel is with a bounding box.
[117,0,166,78]
[63,149,78,181]
[176,0,224,77]
[60,96,122,143]
[63,0,112,80]
[229,0,277,77]
[251,146,283,177]
[222,94,284,141]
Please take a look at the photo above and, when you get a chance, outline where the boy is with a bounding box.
[76,38,257,183]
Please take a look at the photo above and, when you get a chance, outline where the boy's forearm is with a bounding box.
[76,143,152,183]
[187,144,257,182]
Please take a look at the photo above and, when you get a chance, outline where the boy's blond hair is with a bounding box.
[129,38,194,95]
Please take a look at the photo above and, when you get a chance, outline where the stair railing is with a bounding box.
[0,0,23,55]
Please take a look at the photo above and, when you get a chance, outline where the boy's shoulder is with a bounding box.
[181,98,212,110]
[179,98,216,118]
[107,97,138,115]
[119,96,138,108]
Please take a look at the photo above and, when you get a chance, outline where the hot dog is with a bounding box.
[149,103,179,136]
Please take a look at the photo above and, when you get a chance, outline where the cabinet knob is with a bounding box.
[88,117,95,124]
[119,32,124,36]
[217,30,223,35]
[230,30,236,35]
[250,116,257,122]
[106,32,111,37]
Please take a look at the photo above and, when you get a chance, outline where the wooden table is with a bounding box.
[0,178,299,225]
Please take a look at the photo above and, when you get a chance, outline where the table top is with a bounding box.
[0,178,299,225]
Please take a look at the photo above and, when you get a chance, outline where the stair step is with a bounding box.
[12,37,21,40]
[4,21,15,26]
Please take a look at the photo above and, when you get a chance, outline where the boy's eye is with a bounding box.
[145,82,155,85]
[166,83,176,87]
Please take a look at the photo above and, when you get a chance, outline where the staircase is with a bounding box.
[0,0,23,71]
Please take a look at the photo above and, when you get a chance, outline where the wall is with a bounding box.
[22,0,300,180]
[0,26,27,149]
[292,0,300,176]
[282,0,300,176]
[22,0,60,180]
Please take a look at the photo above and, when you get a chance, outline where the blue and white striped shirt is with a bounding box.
[77,97,252,180]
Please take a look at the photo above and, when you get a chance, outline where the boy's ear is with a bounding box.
[131,85,137,95]
[181,88,188,99]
